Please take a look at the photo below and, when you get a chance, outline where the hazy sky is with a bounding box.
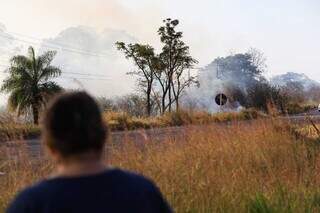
[0,0,319,105]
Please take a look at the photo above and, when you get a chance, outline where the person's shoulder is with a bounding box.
[6,180,52,213]
[106,169,172,212]
[14,180,51,200]
[105,168,164,198]
[107,168,156,189]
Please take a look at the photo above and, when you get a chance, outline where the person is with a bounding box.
[7,91,172,213]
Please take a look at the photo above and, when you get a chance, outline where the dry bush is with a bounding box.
[286,103,316,115]
[0,115,40,143]
[2,119,320,212]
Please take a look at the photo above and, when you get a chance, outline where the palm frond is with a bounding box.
[39,66,62,81]
[8,88,33,115]
[1,77,21,92]
[39,81,62,94]
[38,81,62,105]
[37,50,57,68]
[10,55,32,72]
[28,47,36,63]
[9,55,33,79]
[10,55,29,67]
[1,67,34,93]
[9,67,33,82]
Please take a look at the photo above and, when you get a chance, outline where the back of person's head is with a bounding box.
[43,91,107,159]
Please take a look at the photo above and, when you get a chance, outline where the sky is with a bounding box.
[0,0,319,106]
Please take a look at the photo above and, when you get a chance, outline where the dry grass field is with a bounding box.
[0,109,263,141]
[1,118,320,212]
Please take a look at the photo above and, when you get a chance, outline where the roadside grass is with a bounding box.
[0,124,40,142]
[103,108,264,131]
[0,109,264,140]
[286,103,316,115]
[298,124,320,139]
[2,119,320,212]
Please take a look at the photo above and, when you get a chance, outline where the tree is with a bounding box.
[116,18,198,115]
[157,18,198,112]
[247,82,287,113]
[116,94,155,117]
[115,43,158,116]
[215,52,266,91]
[307,85,320,103]
[281,81,305,103]
[225,84,248,107]
[247,48,267,73]
[1,46,62,124]
[201,49,267,108]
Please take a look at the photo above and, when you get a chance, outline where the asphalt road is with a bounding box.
[3,125,189,159]
[3,111,320,159]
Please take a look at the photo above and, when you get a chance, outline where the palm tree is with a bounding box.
[1,46,62,124]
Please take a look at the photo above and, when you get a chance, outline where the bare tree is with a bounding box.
[247,48,267,73]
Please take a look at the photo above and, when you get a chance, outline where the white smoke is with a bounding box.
[183,62,226,112]
[0,24,141,107]
[0,23,25,107]
[183,61,243,112]
[39,26,138,98]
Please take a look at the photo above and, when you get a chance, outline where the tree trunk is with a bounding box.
[146,85,152,116]
[176,97,179,111]
[147,96,151,116]
[168,86,172,112]
[32,104,39,125]
[161,95,166,115]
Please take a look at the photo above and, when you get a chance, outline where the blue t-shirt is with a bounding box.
[7,169,172,213]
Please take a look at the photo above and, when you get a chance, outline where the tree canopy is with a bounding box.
[213,49,266,90]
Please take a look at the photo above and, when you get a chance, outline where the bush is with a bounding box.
[160,111,194,126]
[240,108,262,120]
[286,103,316,115]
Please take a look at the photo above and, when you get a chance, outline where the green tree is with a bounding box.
[215,52,266,90]
[116,18,197,115]
[157,18,198,112]
[247,82,287,113]
[115,43,159,116]
[1,46,62,124]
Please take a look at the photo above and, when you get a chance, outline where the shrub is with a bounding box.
[286,103,316,115]
[240,108,263,120]
[160,111,194,126]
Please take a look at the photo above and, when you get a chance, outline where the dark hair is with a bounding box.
[43,91,107,158]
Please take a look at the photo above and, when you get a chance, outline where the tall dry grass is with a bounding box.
[104,108,263,131]
[0,109,263,138]
[1,119,320,212]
